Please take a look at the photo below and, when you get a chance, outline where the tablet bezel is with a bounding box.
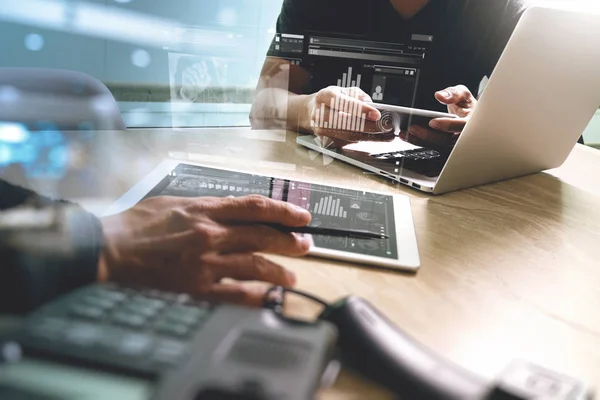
[103,159,421,271]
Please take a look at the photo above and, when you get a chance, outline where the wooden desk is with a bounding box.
[5,128,600,399]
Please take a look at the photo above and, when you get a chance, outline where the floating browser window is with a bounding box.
[268,31,433,109]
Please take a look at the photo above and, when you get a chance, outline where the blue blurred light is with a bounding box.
[40,129,64,146]
[19,143,38,164]
[114,0,133,3]
[48,145,68,166]
[0,145,13,166]
[0,86,20,103]
[24,33,44,51]
[131,49,151,68]
[0,123,30,144]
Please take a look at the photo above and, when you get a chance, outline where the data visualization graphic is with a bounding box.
[309,66,368,132]
[312,195,348,219]
[146,164,398,260]
[336,66,362,89]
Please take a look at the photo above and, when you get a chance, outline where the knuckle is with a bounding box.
[192,223,220,248]
[233,286,253,303]
[251,254,268,274]
[319,87,336,99]
[456,85,471,97]
[189,197,216,214]
[169,207,190,227]
[251,254,276,278]
[244,195,272,214]
[315,91,327,104]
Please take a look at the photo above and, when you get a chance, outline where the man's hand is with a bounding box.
[306,86,394,145]
[97,195,312,306]
[405,85,478,147]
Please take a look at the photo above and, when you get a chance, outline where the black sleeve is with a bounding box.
[0,179,55,211]
[0,180,102,315]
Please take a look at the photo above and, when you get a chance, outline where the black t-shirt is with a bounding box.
[274,0,525,111]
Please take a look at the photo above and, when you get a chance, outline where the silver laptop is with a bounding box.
[297,6,600,194]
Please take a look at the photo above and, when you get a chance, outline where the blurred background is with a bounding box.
[0,0,597,136]
[0,0,283,128]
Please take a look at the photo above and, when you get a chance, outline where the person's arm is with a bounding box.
[1,178,315,314]
[250,0,382,144]
[0,180,101,315]
[97,195,311,307]
[0,179,55,211]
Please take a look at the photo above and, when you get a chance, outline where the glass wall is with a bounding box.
[0,0,283,128]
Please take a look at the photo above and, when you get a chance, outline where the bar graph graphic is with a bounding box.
[336,66,362,89]
[312,195,347,218]
[310,67,368,132]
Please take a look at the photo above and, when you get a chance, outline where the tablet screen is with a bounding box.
[144,163,399,260]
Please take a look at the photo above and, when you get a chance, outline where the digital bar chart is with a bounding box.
[312,195,348,218]
[336,66,362,89]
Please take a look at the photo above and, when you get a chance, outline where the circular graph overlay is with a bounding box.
[356,240,380,251]
[376,111,401,133]
[356,212,379,222]
[309,218,323,227]
[175,177,206,189]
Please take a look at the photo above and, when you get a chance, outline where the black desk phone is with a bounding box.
[0,284,338,400]
[0,284,594,400]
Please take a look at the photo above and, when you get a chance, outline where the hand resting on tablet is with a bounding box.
[98,195,312,307]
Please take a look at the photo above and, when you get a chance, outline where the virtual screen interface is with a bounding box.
[268,32,432,109]
[267,31,453,176]
[145,163,398,260]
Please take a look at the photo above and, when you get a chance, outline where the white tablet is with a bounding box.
[366,102,458,120]
[104,160,421,271]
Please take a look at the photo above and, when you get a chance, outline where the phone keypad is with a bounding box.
[20,284,214,376]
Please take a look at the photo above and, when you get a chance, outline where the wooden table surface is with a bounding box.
[7,127,600,399]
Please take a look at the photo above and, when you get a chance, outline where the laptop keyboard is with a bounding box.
[370,148,449,177]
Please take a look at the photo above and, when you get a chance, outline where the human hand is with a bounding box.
[306,86,394,145]
[98,195,312,306]
[404,85,478,148]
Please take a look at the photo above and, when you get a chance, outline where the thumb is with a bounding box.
[435,89,454,104]
[435,85,473,105]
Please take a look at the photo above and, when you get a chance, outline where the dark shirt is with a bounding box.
[274,0,526,111]
[0,180,101,315]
